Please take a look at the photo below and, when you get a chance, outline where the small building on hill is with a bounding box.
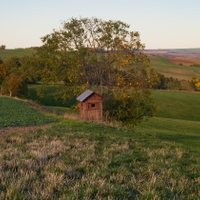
[76,90,103,121]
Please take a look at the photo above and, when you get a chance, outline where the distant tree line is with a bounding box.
[149,70,198,91]
[0,45,6,50]
[1,17,200,127]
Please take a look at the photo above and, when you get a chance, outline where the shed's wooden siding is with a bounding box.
[80,93,102,121]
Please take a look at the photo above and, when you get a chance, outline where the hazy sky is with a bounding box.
[1,0,200,49]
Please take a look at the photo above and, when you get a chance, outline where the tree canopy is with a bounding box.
[35,17,156,126]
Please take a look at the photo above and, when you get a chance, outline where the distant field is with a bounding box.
[145,48,200,79]
[1,48,200,80]
[167,48,200,54]
[152,90,200,121]
[0,49,36,60]
[149,55,200,80]
[168,56,200,66]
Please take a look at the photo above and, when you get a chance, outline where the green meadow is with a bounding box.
[0,49,35,60]
[0,49,200,199]
[150,55,200,80]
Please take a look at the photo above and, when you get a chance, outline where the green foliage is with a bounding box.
[0,97,58,127]
[27,84,76,107]
[104,90,155,127]
[0,45,6,50]
[0,58,28,97]
[35,17,155,126]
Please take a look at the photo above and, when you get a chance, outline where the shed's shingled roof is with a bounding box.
[76,90,94,102]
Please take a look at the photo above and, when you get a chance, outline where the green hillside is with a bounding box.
[0,49,36,60]
[0,91,200,199]
[149,55,200,80]
[0,97,58,127]
[152,90,200,121]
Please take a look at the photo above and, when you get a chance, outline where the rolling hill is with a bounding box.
[0,49,36,60]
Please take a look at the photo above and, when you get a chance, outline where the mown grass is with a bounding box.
[152,90,200,121]
[0,97,58,127]
[136,117,200,153]
[0,121,199,199]
[0,49,36,61]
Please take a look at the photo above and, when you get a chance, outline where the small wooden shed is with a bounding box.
[76,90,102,121]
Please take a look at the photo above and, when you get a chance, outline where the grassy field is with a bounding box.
[0,49,36,60]
[0,49,200,198]
[167,48,200,54]
[0,90,200,199]
[149,55,200,80]
[0,97,58,127]
[135,90,200,153]
[1,48,200,80]
[0,120,199,199]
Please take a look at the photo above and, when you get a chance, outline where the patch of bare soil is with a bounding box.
[168,57,200,66]
[0,125,50,136]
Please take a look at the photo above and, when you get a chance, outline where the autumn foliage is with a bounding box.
[35,17,156,126]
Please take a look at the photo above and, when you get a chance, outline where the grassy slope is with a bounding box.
[0,121,199,199]
[135,90,200,154]
[27,85,200,152]
[0,97,58,127]
[149,55,200,80]
[0,90,200,199]
[0,49,36,60]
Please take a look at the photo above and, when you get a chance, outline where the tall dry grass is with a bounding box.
[0,123,199,199]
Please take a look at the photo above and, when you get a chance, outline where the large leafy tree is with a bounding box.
[36,17,155,126]
[0,58,27,97]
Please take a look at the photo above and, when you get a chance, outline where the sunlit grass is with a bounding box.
[0,122,199,199]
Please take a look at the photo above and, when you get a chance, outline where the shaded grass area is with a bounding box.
[0,49,36,61]
[0,121,199,199]
[28,84,76,107]
[0,97,58,127]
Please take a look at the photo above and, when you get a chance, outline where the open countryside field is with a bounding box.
[2,48,200,80]
[145,49,200,80]
[0,92,200,199]
[149,55,200,80]
[27,85,200,153]
[0,49,200,198]
[0,49,36,60]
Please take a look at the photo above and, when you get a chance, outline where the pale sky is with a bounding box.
[1,0,200,49]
